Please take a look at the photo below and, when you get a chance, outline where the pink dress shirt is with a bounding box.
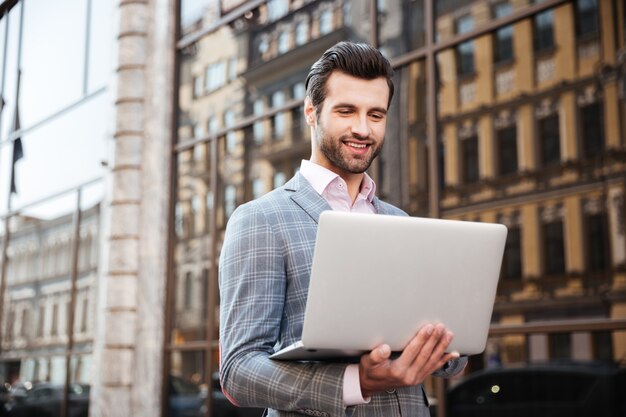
[299,159,374,406]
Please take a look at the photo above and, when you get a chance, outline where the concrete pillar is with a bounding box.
[564,196,584,273]
[90,0,176,416]
[521,204,541,278]
[478,115,495,179]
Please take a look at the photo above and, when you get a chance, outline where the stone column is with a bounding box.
[90,0,176,416]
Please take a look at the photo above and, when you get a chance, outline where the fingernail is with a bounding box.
[426,325,434,335]
[380,345,390,356]
[451,351,460,358]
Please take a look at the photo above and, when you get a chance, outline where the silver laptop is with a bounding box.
[270,211,507,361]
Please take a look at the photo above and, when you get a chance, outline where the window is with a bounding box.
[252,178,265,199]
[277,29,289,54]
[267,0,289,22]
[461,136,479,184]
[175,203,184,237]
[207,116,219,137]
[224,185,236,220]
[502,226,522,280]
[51,303,59,337]
[456,15,475,75]
[580,102,604,158]
[585,213,609,272]
[592,331,613,361]
[224,110,236,152]
[184,272,193,310]
[292,82,306,100]
[534,10,555,52]
[253,99,265,144]
[576,0,599,37]
[438,141,445,190]
[295,19,309,46]
[272,91,286,139]
[205,61,226,92]
[549,333,571,359]
[21,308,30,338]
[37,305,45,337]
[494,3,514,63]
[543,220,565,275]
[538,114,561,167]
[258,35,269,55]
[320,8,333,35]
[497,126,518,176]
[193,75,203,98]
[274,171,287,188]
[80,298,89,333]
[228,58,237,81]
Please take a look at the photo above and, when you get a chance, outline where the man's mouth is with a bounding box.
[345,142,369,149]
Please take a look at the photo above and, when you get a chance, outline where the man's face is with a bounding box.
[305,71,389,178]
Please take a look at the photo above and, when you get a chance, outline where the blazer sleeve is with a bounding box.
[219,202,350,417]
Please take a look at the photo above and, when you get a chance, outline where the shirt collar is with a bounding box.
[299,160,377,202]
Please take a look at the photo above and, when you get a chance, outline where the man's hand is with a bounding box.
[358,323,459,397]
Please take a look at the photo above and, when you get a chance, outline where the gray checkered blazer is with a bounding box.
[219,173,467,417]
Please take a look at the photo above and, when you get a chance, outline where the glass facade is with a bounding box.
[0,0,624,416]
[0,0,110,414]
[172,1,626,416]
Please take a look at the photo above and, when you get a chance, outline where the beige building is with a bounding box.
[0,1,625,417]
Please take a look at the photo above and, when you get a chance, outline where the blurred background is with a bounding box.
[0,0,625,416]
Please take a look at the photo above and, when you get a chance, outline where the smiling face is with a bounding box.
[305,71,389,181]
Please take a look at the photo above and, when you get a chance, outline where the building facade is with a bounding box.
[0,1,625,417]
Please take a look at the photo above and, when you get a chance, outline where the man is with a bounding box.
[219,41,467,417]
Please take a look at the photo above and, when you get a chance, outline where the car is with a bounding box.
[168,374,261,417]
[445,362,626,417]
[5,382,89,417]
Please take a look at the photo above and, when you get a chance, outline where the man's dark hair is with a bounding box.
[305,41,394,114]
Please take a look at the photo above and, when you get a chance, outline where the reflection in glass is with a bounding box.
[1,3,22,141]
[534,10,555,52]
[180,0,214,31]
[576,0,599,37]
[378,0,425,57]
[87,0,113,93]
[0,93,108,216]
[21,0,86,127]
[494,3,513,63]
[1,185,99,387]
[272,91,285,139]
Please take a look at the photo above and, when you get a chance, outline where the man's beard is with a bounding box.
[316,127,383,174]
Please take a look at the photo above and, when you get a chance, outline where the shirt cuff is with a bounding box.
[343,364,371,406]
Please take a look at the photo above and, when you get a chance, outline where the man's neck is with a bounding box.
[341,172,365,204]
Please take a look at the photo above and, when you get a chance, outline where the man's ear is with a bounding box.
[304,97,316,126]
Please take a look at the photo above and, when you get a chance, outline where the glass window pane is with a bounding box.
[21,0,86,127]
[581,102,604,158]
[534,10,555,51]
[378,0,425,57]
[180,0,214,31]
[1,3,23,140]
[0,93,108,216]
[87,0,113,93]
[538,114,561,166]
[497,126,518,176]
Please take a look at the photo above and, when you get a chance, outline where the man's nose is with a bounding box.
[351,115,370,138]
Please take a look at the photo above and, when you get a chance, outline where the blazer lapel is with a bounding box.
[285,172,331,224]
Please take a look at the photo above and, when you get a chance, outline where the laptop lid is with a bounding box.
[272,211,507,361]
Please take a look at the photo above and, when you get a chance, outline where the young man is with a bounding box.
[219,41,467,417]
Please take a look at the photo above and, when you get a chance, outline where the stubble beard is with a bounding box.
[316,127,383,175]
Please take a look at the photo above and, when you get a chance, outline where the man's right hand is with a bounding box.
[358,323,459,398]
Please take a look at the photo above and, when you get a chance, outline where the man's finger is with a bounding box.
[369,344,391,364]
[392,324,434,368]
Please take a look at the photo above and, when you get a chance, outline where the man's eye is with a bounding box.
[370,113,384,120]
